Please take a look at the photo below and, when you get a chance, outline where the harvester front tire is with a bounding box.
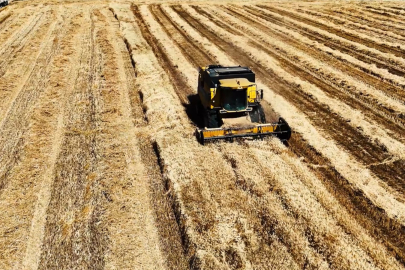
[204,110,220,128]
[250,105,266,123]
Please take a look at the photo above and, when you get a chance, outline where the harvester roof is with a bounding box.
[219,78,254,88]
[206,66,253,77]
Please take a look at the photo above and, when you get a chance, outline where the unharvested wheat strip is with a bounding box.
[299,8,405,45]
[273,6,405,55]
[207,6,405,159]
[0,7,80,270]
[254,6,405,70]
[145,6,196,92]
[97,7,168,269]
[184,4,405,226]
[161,5,233,66]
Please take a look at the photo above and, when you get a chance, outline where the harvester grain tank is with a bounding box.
[196,65,291,144]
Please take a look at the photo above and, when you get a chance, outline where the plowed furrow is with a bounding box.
[178,5,405,199]
[246,6,405,78]
[222,6,405,135]
[38,10,106,269]
[261,5,405,60]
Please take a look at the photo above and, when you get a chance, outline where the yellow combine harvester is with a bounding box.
[196,65,291,144]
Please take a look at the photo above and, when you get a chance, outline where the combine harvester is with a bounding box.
[196,65,291,144]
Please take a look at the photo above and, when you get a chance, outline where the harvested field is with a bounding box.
[1,0,405,269]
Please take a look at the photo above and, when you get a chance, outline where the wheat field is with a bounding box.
[0,0,405,269]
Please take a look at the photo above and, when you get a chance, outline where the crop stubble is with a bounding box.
[1,1,405,270]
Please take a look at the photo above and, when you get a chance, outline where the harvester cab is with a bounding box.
[196,65,291,144]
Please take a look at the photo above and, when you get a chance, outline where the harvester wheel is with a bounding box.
[250,105,266,123]
[204,110,220,128]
